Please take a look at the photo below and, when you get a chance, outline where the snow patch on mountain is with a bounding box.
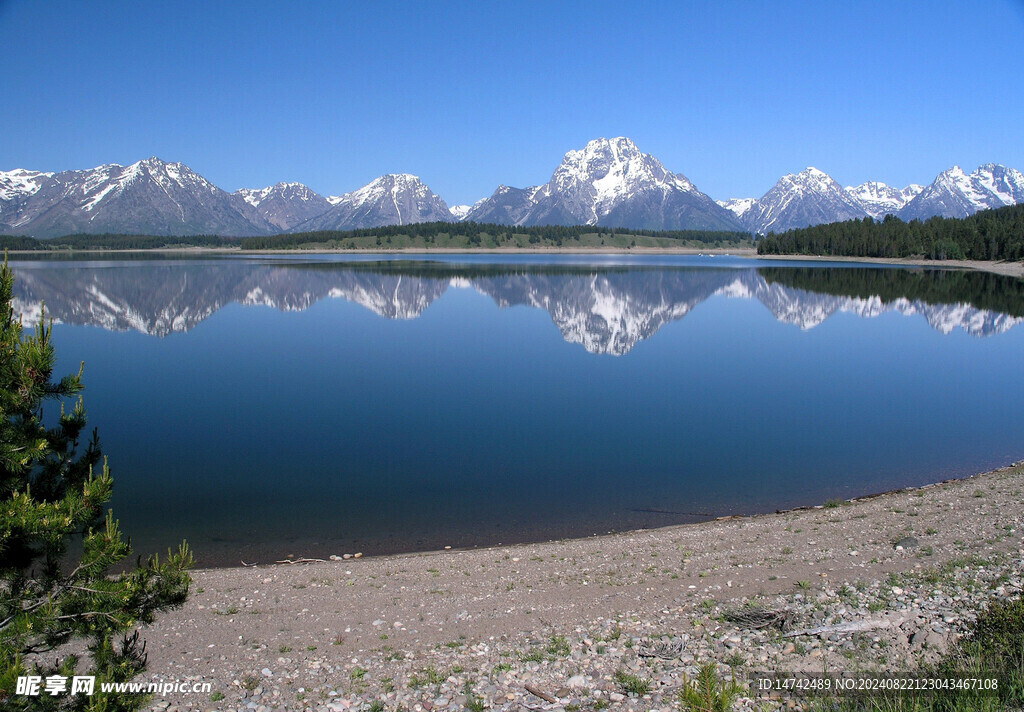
[448,204,472,221]
[846,181,923,219]
[236,186,276,208]
[0,169,54,201]
[717,198,757,219]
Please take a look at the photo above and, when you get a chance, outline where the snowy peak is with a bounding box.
[1,157,273,238]
[541,136,696,223]
[0,169,57,228]
[899,163,1024,221]
[468,137,742,231]
[901,184,925,203]
[54,157,229,216]
[235,182,315,209]
[232,182,330,231]
[0,169,54,201]
[726,159,1022,236]
[779,167,845,195]
[7,151,1023,238]
[345,174,434,211]
[463,185,538,225]
[740,167,868,234]
[846,181,923,219]
[131,157,217,191]
[971,163,1024,206]
[448,204,472,221]
[553,137,684,192]
[340,174,450,222]
[717,197,757,219]
[295,173,452,231]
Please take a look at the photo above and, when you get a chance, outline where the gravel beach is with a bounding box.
[139,461,1024,712]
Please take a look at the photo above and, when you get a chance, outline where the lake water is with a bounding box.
[8,254,1024,566]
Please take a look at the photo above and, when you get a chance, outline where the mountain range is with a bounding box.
[9,263,1020,355]
[463,137,739,231]
[719,163,1024,234]
[2,138,1022,239]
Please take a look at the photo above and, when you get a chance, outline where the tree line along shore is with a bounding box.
[756,203,1024,262]
[0,223,753,252]
[1,203,1022,262]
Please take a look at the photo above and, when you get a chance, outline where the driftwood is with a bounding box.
[783,619,892,638]
[723,606,796,631]
[240,560,259,567]
[524,684,557,703]
[273,557,327,565]
[637,639,684,659]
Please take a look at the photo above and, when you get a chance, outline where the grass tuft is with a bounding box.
[613,670,651,696]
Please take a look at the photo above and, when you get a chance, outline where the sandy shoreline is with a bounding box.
[136,461,1024,711]
[750,252,1024,277]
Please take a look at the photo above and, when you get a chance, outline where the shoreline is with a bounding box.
[7,245,1020,277]
[751,252,1024,277]
[185,464,1020,572]
[138,461,1024,710]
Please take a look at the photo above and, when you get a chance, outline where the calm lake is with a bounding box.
[8,254,1024,566]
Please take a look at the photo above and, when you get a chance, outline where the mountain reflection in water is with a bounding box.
[6,255,1023,565]
[10,258,1022,355]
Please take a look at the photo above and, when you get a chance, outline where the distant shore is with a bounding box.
[8,245,1023,277]
[139,460,1024,710]
[752,252,1024,278]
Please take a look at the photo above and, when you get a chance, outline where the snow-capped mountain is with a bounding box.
[1,158,275,238]
[466,138,742,231]
[296,174,453,231]
[464,186,537,226]
[716,197,757,220]
[6,152,1023,239]
[898,164,1024,221]
[846,181,923,220]
[448,204,472,221]
[0,169,53,201]
[233,182,331,231]
[723,162,1023,233]
[732,167,869,234]
[0,169,55,228]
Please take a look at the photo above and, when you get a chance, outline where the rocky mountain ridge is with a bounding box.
[3,145,1021,239]
[721,163,1023,234]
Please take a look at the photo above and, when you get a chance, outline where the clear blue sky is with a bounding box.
[2,0,1022,205]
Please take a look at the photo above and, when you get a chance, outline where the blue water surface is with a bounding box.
[9,254,1024,564]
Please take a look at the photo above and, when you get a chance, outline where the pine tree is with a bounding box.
[0,258,192,711]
